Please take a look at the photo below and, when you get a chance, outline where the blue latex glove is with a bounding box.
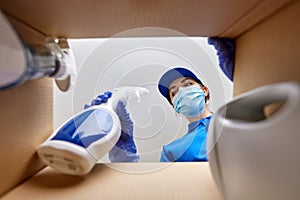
[85,92,140,162]
[84,91,112,109]
[109,101,140,162]
[208,37,235,81]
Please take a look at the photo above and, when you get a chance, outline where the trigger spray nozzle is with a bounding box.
[111,86,149,110]
[133,87,149,103]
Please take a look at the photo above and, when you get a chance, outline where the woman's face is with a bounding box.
[168,77,208,105]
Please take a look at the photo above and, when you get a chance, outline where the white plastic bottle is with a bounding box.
[207,82,300,199]
[37,86,149,175]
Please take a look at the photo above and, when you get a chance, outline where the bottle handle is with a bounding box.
[224,82,300,122]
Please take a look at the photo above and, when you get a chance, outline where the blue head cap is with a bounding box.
[158,67,203,104]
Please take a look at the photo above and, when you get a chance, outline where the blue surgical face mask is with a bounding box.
[172,84,206,118]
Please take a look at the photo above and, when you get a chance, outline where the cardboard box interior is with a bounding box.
[0,0,299,199]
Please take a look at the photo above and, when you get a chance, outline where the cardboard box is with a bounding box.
[0,0,299,199]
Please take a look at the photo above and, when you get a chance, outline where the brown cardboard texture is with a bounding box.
[234,0,300,95]
[0,79,53,197]
[0,0,299,199]
[0,0,292,38]
[2,163,221,200]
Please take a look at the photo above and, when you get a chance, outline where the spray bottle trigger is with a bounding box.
[111,86,149,111]
[135,87,149,103]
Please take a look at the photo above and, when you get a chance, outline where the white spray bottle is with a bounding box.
[37,86,149,175]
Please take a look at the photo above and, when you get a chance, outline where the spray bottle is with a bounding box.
[37,86,149,175]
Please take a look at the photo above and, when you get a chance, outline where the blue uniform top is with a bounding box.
[160,115,213,162]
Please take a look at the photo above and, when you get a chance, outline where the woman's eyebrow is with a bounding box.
[169,85,176,91]
[180,77,191,83]
[169,78,192,91]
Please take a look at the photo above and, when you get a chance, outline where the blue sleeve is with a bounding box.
[160,147,174,162]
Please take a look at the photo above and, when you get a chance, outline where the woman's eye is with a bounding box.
[184,82,193,87]
[171,90,177,97]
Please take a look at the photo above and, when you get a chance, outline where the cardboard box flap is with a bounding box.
[0,80,53,197]
[0,0,292,38]
[234,0,300,95]
[2,163,222,200]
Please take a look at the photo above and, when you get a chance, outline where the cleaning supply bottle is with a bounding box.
[37,86,149,175]
[207,82,300,200]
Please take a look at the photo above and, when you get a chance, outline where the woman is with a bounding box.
[89,67,213,162]
[158,67,213,162]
